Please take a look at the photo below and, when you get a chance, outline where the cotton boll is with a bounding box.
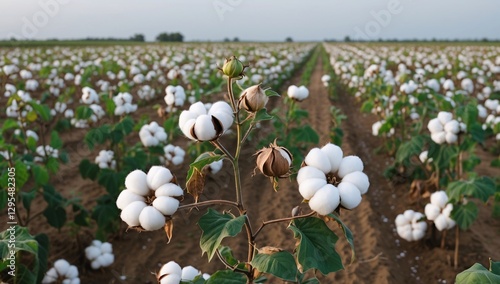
[397,225,413,241]
[65,266,78,278]
[442,203,454,217]
[321,143,343,172]
[338,182,362,209]
[147,166,173,190]
[152,196,180,216]
[160,274,181,284]
[338,156,364,178]
[181,266,200,281]
[189,101,207,116]
[308,184,340,215]
[437,112,453,125]
[431,131,446,144]
[98,253,114,267]
[159,261,182,278]
[403,209,415,221]
[297,166,326,185]
[395,214,408,227]
[125,170,149,196]
[90,260,101,270]
[85,246,101,260]
[304,148,332,174]
[412,229,426,241]
[425,203,440,220]
[43,268,58,282]
[54,259,70,276]
[155,183,184,197]
[427,118,443,133]
[116,189,145,209]
[180,119,196,140]
[120,201,147,227]
[445,132,457,144]
[298,178,327,200]
[434,214,449,231]
[444,120,460,134]
[100,242,112,254]
[431,191,448,209]
[139,206,165,230]
[342,171,369,194]
[193,115,217,141]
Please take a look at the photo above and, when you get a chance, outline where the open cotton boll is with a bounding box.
[147,166,173,190]
[419,151,432,164]
[125,170,149,196]
[100,242,112,254]
[444,120,460,134]
[372,121,383,136]
[152,196,180,216]
[160,274,182,284]
[299,178,327,200]
[287,85,299,98]
[54,259,71,276]
[65,266,79,278]
[139,206,166,231]
[43,268,58,283]
[338,156,364,178]
[437,111,453,125]
[427,118,443,133]
[425,203,441,220]
[338,182,362,209]
[97,253,114,267]
[155,183,184,198]
[120,201,147,227]
[297,166,326,185]
[321,143,343,172]
[445,132,457,144]
[304,148,332,174]
[193,115,218,140]
[298,86,309,100]
[342,171,369,194]
[209,160,223,174]
[85,246,101,260]
[434,214,450,231]
[159,261,182,278]
[431,132,446,144]
[430,191,448,209]
[308,184,340,215]
[181,266,200,281]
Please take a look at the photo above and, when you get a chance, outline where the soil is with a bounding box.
[9,47,500,284]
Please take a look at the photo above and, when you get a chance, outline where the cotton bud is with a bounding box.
[255,141,292,178]
[222,56,245,79]
[238,84,269,112]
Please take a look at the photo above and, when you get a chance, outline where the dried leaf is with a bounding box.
[186,168,205,203]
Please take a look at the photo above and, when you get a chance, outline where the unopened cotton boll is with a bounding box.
[181,266,200,281]
[338,156,363,178]
[125,170,149,196]
[308,184,340,215]
[139,206,165,231]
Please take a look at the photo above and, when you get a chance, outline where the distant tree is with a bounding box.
[156,32,184,42]
[130,34,145,42]
[344,35,351,42]
[285,37,293,42]
[233,37,239,42]
[223,38,230,42]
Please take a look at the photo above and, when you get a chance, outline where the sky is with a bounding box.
[0,0,499,41]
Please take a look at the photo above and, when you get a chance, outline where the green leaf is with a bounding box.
[50,131,63,149]
[288,217,343,275]
[253,108,273,123]
[92,195,120,239]
[98,169,125,196]
[290,125,320,144]
[34,233,49,282]
[20,189,37,212]
[198,209,246,261]
[84,125,111,150]
[456,263,500,284]
[14,161,29,188]
[447,177,496,203]
[29,101,51,122]
[395,135,425,164]
[205,270,246,284]
[490,259,500,275]
[250,251,298,281]
[79,159,100,180]
[186,152,223,182]
[264,89,280,97]
[32,165,49,186]
[75,105,93,119]
[452,202,478,230]
[0,226,38,257]
[1,119,19,133]
[360,100,374,113]
[43,204,67,229]
[219,246,239,267]
[329,213,355,262]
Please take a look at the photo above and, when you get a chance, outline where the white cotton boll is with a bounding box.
[180,119,196,140]
[308,184,340,215]
[338,156,364,178]
[209,101,233,116]
[91,260,101,269]
[85,246,101,260]
[477,105,487,119]
[159,261,182,278]
[419,151,431,164]
[160,274,181,284]
[461,78,474,94]
[192,115,216,141]
[212,112,234,132]
[54,259,71,276]
[181,266,200,281]
[443,79,455,90]
[155,131,167,142]
[155,183,183,197]
[437,112,453,125]
[434,214,449,231]
[189,101,207,116]
[397,224,412,241]
[91,240,102,247]
[43,268,58,283]
[372,121,383,136]
[120,201,147,227]
[297,166,325,185]
[65,266,78,278]
[98,253,114,267]
[342,171,369,194]
[431,132,446,144]
[152,196,179,216]
[412,219,427,233]
[446,218,456,230]
[147,166,173,190]
[209,160,223,174]
[287,85,299,99]
[171,156,184,166]
[165,93,175,105]
[425,203,441,221]
[431,191,448,209]
[139,206,165,231]
[299,178,327,200]
[412,229,426,241]
[338,182,362,209]
[444,120,460,134]
[445,132,457,144]
[202,273,210,280]
[305,148,332,174]
[395,214,409,227]
[442,203,454,217]
[100,242,112,254]
[298,85,309,100]
[427,118,443,133]
[321,143,343,172]
[403,209,415,221]
[125,170,149,196]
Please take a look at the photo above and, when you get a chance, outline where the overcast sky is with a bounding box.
[1,0,499,41]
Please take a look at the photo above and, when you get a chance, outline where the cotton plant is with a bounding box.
[85,240,114,269]
[427,111,465,144]
[34,145,59,162]
[157,261,210,284]
[42,259,80,284]
[295,143,369,215]
[395,210,427,242]
[95,150,116,169]
[116,166,183,231]
[138,85,156,101]
[113,92,138,116]
[425,191,456,231]
[139,121,168,147]
[162,144,186,166]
